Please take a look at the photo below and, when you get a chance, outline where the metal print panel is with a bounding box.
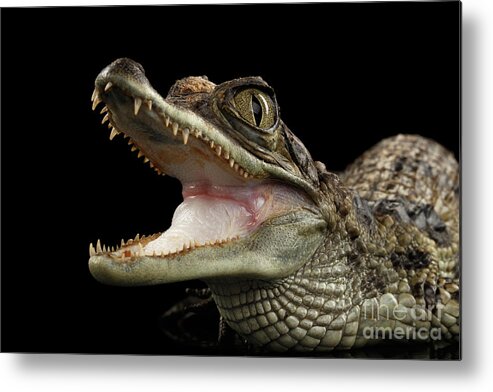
[1,2,460,359]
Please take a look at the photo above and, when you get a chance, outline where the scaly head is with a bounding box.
[89,58,327,286]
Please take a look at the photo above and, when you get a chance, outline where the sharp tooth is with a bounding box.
[223,150,230,159]
[182,128,190,144]
[137,151,144,158]
[102,114,110,124]
[172,122,179,136]
[215,145,222,156]
[134,97,142,115]
[238,168,244,176]
[135,233,140,241]
[131,145,137,152]
[234,163,240,171]
[229,158,235,168]
[143,157,150,163]
[92,95,102,110]
[104,82,113,92]
[165,116,170,128]
[138,243,144,256]
[210,140,215,149]
[149,162,154,168]
[243,171,249,178]
[102,244,107,253]
[100,106,108,114]
[128,138,134,145]
[109,128,119,140]
[147,100,153,110]
[96,239,102,253]
[89,243,96,256]
[91,88,98,102]
[193,128,202,138]
[121,239,125,247]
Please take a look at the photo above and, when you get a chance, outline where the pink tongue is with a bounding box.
[143,195,255,255]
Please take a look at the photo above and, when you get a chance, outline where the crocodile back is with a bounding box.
[341,134,459,231]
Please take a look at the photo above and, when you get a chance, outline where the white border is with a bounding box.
[2,0,493,391]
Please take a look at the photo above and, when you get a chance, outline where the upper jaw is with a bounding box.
[93,61,258,186]
[92,58,320,197]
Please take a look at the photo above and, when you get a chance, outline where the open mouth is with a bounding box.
[88,58,314,264]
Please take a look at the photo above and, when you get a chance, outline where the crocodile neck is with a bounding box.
[207,183,460,352]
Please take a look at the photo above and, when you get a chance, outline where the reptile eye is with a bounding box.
[213,80,279,149]
[233,89,276,130]
[252,95,262,126]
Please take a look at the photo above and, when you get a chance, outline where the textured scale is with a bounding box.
[208,135,459,352]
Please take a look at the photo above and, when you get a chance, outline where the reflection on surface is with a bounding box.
[160,291,460,360]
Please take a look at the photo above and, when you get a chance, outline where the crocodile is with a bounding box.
[88,58,460,353]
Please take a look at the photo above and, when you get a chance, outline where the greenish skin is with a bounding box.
[89,58,460,352]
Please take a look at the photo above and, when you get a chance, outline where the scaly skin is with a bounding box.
[209,136,459,352]
[89,58,459,352]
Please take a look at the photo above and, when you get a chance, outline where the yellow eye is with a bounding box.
[233,89,276,130]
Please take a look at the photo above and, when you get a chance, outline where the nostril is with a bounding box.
[96,58,151,92]
[106,57,146,76]
[97,57,149,85]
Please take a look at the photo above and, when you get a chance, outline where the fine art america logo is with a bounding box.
[361,299,443,341]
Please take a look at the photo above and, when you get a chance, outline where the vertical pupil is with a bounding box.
[251,94,263,126]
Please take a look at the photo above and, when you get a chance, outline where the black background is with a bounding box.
[1,2,460,354]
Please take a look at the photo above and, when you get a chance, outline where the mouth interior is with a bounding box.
[107,181,305,259]
[142,184,266,256]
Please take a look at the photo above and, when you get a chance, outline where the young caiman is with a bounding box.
[89,58,460,352]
